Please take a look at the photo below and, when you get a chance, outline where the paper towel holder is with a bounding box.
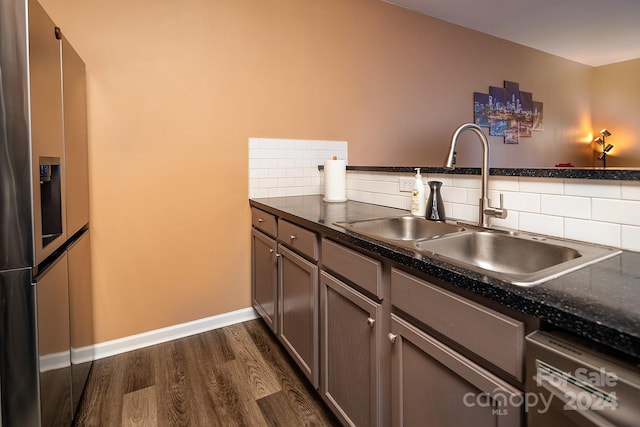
[323,156,347,203]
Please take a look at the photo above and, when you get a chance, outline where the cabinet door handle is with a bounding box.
[367,317,375,327]
[258,218,265,223]
[290,234,297,240]
[269,249,274,253]
[275,253,281,258]
[388,333,397,344]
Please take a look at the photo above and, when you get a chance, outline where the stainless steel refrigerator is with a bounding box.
[1,0,93,425]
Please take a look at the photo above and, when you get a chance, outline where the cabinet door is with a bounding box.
[251,229,278,334]
[278,244,319,388]
[321,272,382,427]
[390,314,522,427]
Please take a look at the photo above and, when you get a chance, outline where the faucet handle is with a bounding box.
[484,193,508,219]
[495,193,508,219]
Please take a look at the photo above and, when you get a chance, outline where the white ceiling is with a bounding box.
[385,0,640,67]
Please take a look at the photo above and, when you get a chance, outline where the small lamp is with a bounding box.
[594,129,613,167]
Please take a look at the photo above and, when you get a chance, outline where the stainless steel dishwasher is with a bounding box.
[526,331,640,427]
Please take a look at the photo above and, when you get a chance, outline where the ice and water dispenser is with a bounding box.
[39,156,62,247]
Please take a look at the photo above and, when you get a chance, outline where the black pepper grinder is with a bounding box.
[426,181,446,221]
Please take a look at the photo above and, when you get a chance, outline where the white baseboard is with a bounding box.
[92,307,258,360]
[39,350,71,372]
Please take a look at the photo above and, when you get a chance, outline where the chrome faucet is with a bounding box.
[445,123,507,227]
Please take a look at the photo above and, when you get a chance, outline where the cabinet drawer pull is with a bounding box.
[290,234,298,240]
[258,218,265,223]
[367,317,375,327]
[388,333,397,344]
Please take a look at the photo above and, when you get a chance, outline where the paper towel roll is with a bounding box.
[324,159,347,202]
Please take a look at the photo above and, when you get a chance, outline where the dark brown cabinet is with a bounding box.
[251,228,278,334]
[390,314,523,427]
[320,271,382,427]
[251,209,320,388]
[278,244,319,387]
[249,204,531,427]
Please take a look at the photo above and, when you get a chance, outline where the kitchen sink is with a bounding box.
[334,215,621,286]
[334,215,465,242]
[415,231,621,286]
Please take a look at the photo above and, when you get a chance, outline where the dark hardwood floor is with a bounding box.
[73,319,339,426]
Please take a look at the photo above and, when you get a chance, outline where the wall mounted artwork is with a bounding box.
[473,81,543,144]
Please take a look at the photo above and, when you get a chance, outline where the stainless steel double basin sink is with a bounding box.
[334,215,621,286]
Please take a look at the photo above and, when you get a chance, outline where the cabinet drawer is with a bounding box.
[391,268,524,381]
[278,220,318,261]
[251,207,277,237]
[322,239,382,299]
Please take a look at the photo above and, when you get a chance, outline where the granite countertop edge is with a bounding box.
[249,195,640,359]
[317,165,640,181]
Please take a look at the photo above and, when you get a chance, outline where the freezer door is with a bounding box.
[0,269,40,427]
[67,229,94,414]
[35,253,72,426]
[0,0,33,270]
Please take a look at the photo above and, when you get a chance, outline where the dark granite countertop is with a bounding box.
[250,195,640,359]
[318,165,640,181]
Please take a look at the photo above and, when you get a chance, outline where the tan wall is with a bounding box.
[592,58,640,167]
[40,0,598,343]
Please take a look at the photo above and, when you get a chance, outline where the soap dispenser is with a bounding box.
[410,168,426,216]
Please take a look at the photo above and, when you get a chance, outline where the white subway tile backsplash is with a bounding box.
[249,137,347,200]
[519,177,564,195]
[519,212,564,237]
[249,178,260,189]
[500,191,540,213]
[592,198,640,226]
[489,176,519,191]
[452,176,481,189]
[361,180,382,193]
[286,168,304,177]
[394,195,411,210]
[621,225,640,252]
[268,168,286,178]
[441,186,466,204]
[541,194,590,219]
[347,189,373,204]
[304,185,321,196]
[268,187,287,198]
[249,169,269,179]
[450,203,479,223]
[564,218,621,247]
[286,187,304,197]
[466,188,482,205]
[277,177,297,188]
[490,212,519,230]
[426,174,453,187]
[371,193,391,207]
[621,182,640,201]
[565,179,621,199]
[250,188,269,199]
[442,201,454,219]
[380,181,400,194]
[260,139,280,149]
[260,178,278,188]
